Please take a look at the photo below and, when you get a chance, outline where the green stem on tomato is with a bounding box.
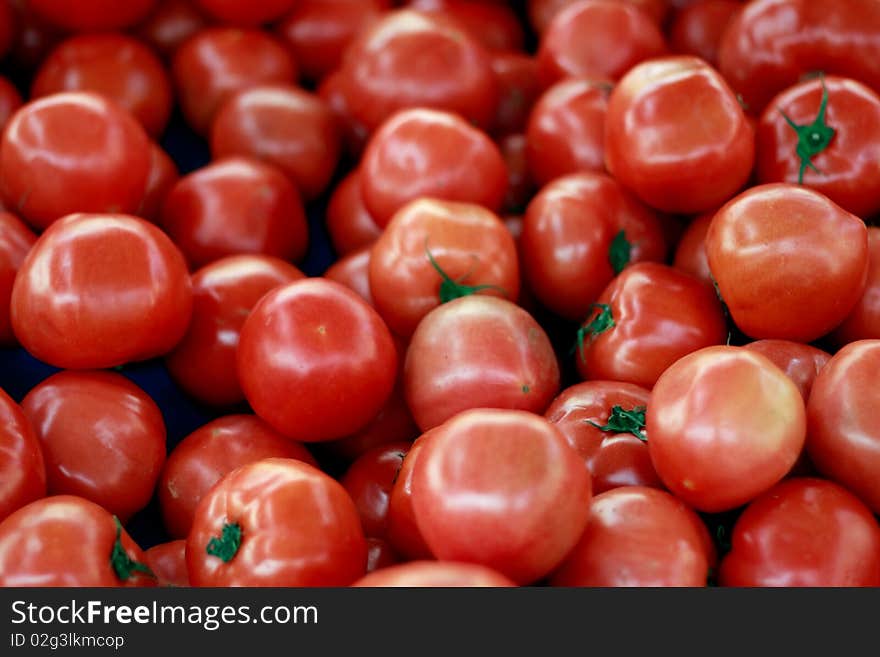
[574,303,615,362]
[608,230,632,275]
[778,73,836,184]
[587,405,647,441]
[110,516,155,582]
[206,522,242,563]
[425,243,507,304]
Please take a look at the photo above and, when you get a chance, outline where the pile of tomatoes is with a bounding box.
[1,0,880,588]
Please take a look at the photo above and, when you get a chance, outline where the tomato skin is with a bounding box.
[160,156,308,269]
[341,442,410,540]
[742,340,830,402]
[409,0,524,53]
[499,134,535,215]
[353,560,517,587]
[186,458,367,587]
[360,108,508,229]
[0,77,23,132]
[138,142,179,224]
[386,432,434,561]
[0,495,156,587]
[26,0,158,32]
[706,183,868,343]
[325,169,382,257]
[544,381,662,494]
[0,212,37,346]
[164,254,305,407]
[605,56,754,214]
[671,211,714,287]
[648,346,806,513]
[365,537,400,573]
[324,246,375,307]
[833,228,880,344]
[317,71,372,158]
[0,92,151,231]
[0,388,45,524]
[490,52,542,138]
[191,0,295,26]
[719,478,880,587]
[30,33,174,138]
[134,0,208,61]
[669,0,741,67]
[238,278,398,443]
[549,486,715,587]
[11,212,192,370]
[411,408,591,585]
[529,0,669,34]
[159,414,316,539]
[145,540,189,587]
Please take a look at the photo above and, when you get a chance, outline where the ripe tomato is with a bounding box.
[529,0,669,34]
[4,4,63,76]
[706,183,868,342]
[0,212,37,346]
[833,227,880,344]
[742,340,830,402]
[549,486,715,587]
[0,92,151,231]
[238,278,398,442]
[325,169,382,257]
[144,540,189,587]
[671,211,714,287]
[165,254,305,407]
[317,71,372,158]
[490,52,542,137]
[324,246,375,307]
[719,478,880,587]
[386,431,434,561]
[26,0,158,32]
[365,538,400,573]
[0,388,45,524]
[341,442,410,539]
[605,56,755,214]
[160,156,308,269]
[159,414,316,539]
[0,77,23,131]
[11,212,192,370]
[137,142,179,224]
[134,0,208,61]
[409,0,524,52]
[360,108,508,228]
[191,0,295,26]
[186,458,367,586]
[669,0,741,67]
[0,495,156,587]
[499,134,535,215]
[353,561,516,587]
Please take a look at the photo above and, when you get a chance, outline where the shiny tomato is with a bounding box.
[0,495,156,587]
[159,414,316,539]
[706,183,868,342]
[719,478,880,587]
[324,246,375,308]
[365,537,400,573]
[605,56,755,214]
[409,0,524,52]
[11,212,192,370]
[549,486,715,587]
[411,408,591,584]
[833,227,880,344]
[0,388,45,524]
[529,0,669,34]
[671,211,714,287]
[669,0,741,66]
[341,442,410,539]
[134,0,208,61]
[137,142,179,224]
[237,278,398,442]
[0,212,37,346]
[544,381,662,494]
[26,0,158,31]
[385,430,434,561]
[0,92,151,231]
[742,340,830,402]
[186,458,367,586]
[191,0,295,26]
[0,77,23,132]
[165,254,305,407]
[360,108,508,228]
[353,560,516,587]
[325,169,382,257]
[490,52,542,137]
[144,540,189,587]
[647,346,806,513]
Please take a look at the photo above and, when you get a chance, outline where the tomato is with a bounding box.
[575,262,728,388]
[755,75,880,219]
[706,183,868,343]
[0,92,151,231]
[186,458,367,586]
[30,33,174,138]
[191,0,295,26]
[317,71,372,158]
[647,345,806,513]
[605,56,755,214]
[671,211,714,287]
[411,408,590,584]
[386,431,434,561]
[159,414,316,539]
[325,169,382,257]
[171,27,297,135]
[806,340,880,514]
[274,0,390,84]
[365,537,400,573]
[144,540,189,587]
[134,0,208,61]
[490,52,542,137]
[669,0,741,67]
[164,254,305,407]
[341,442,410,539]
[499,134,535,215]
[408,0,524,52]
[520,172,666,322]
[26,0,158,32]
[138,142,179,224]
[160,156,308,269]
[0,212,37,346]
[238,278,398,443]
[0,388,45,524]
[529,0,669,35]
[544,381,662,494]
[549,486,715,587]
[0,495,156,587]
[368,198,520,338]
[742,340,830,402]
[11,212,192,370]
[537,0,667,87]
[353,560,517,587]
[719,477,880,587]
[0,77,23,132]
[360,108,508,228]
[833,227,880,344]
[324,246,375,307]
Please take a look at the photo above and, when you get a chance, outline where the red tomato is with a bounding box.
[144,540,189,587]
[238,278,398,442]
[669,0,741,67]
[529,0,669,34]
[498,134,535,215]
[159,414,316,539]
[26,0,158,31]
[360,108,508,228]
[409,0,524,52]
[411,408,591,584]
[21,370,166,523]
[742,340,830,402]
[5,3,63,75]
[671,211,714,287]
[605,56,755,214]
[317,71,372,158]
[324,246,374,307]
[0,92,151,231]
[520,172,666,322]
[186,458,367,586]
[160,156,308,269]
[647,346,806,513]
[365,537,400,573]
[490,52,542,137]
[0,388,45,523]
[191,0,295,26]
[165,254,306,407]
[386,430,434,561]
[30,32,173,138]
[325,169,382,257]
[353,560,517,587]
[575,262,728,389]
[134,0,208,61]
[549,486,715,587]
[137,142,179,224]
[544,381,662,494]
[0,212,37,346]
[341,442,410,539]
[833,227,880,344]
[11,212,192,370]
[806,340,880,514]
[756,75,880,219]
[706,183,868,342]
[171,27,297,135]
[0,77,23,132]
[719,478,880,587]
[0,495,156,587]
[368,198,520,338]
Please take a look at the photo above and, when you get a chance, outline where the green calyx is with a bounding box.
[206,522,242,563]
[608,230,632,275]
[425,245,506,304]
[778,73,836,184]
[574,303,615,362]
[587,405,647,442]
[110,516,155,582]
